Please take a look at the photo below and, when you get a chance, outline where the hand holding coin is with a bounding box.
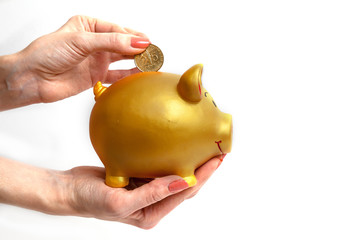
[134,44,164,72]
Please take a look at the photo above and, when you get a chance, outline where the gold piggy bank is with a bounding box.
[89,64,232,188]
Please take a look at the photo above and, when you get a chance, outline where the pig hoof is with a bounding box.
[105,175,129,188]
[183,175,197,187]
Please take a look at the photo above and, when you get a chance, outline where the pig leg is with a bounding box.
[105,174,129,188]
[182,174,197,187]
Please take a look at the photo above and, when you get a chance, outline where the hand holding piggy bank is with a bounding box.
[89,64,232,188]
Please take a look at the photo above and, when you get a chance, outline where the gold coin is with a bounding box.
[134,44,164,72]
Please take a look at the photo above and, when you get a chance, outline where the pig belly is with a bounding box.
[101,143,200,179]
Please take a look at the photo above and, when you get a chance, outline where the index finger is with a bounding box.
[88,17,148,38]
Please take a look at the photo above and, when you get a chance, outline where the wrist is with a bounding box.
[45,169,77,216]
[58,168,99,218]
[0,52,41,110]
[0,158,74,216]
[55,169,94,218]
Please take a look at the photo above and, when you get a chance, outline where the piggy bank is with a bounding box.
[89,64,232,188]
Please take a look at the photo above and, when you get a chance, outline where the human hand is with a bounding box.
[0,15,150,109]
[64,156,223,229]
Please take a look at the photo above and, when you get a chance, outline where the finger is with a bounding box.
[181,156,222,199]
[194,156,221,186]
[91,18,131,33]
[130,157,223,224]
[105,68,140,84]
[75,32,150,56]
[110,53,134,62]
[123,27,148,38]
[125,175,189,214]
[186,189,200,199]
[87,17,147,37]
[62,16,136,35]
[129,157,221,214]
[177,157,222,200]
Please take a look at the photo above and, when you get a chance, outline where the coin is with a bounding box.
[134,44,164,72]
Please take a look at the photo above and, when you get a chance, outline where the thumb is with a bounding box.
[126,176,189,213]
[70,32,150,56]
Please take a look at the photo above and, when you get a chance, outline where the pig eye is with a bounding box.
[212,100,217,108]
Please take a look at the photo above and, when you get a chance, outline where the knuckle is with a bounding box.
[110,33,128,50]
[103,190,128,217]
[136,218,159,230]
[103,191,118,211]
[67,32,90,56]
[67,15,87,27]
[69,15,82,22]
[187,189,200,199]
[109,33,134,54]
[139,222,158,230]
[145,183,165,204]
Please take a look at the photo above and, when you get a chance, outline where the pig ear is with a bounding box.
[177,64,203,102]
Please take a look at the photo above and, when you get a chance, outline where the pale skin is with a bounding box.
[0,16,224,229]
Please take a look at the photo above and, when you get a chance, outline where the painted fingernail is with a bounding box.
[216,154,227,169]
[168,179,189,193]
[216,160,222,169]
[131,37,151,48]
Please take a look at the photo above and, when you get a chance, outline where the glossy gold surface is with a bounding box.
[89,64,232,188]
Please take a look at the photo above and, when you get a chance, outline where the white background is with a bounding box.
[1,0,360,239]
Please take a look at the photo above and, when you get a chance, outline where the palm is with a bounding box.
[68,156,220,229]
[69,166,157,224]
[22,33,112,102]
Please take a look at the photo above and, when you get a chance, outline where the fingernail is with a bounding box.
[216,154,227,169]
[216,160,222,169]
[131,37,150,48]
[168,179,189,193]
